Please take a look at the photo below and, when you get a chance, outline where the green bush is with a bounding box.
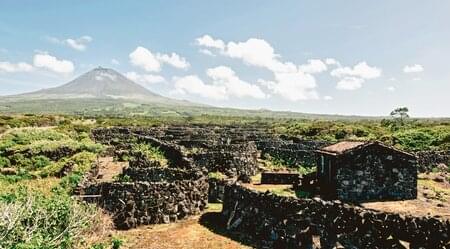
[0,156,10,168]
[0,189,101,249]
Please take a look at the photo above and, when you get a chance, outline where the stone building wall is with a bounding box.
[222,184,450,248]
[333,145,417,202]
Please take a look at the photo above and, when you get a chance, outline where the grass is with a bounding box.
[0,177,61,197]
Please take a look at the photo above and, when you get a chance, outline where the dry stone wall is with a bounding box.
[415,150,450,172]
[84,178,208,229]
[192,142,259,177]
[258,139,330,167]
[223,184,450,249]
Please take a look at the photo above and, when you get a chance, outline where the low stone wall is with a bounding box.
[123,167,205,182]
[258,140,330,167]
[261,171,300,184]
[222,184,450,248]
[208,178,234,203]
[84,178,208,229]
[193,142,259,177]
[415,150,450,172]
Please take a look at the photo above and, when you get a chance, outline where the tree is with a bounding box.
[390,107,409,125]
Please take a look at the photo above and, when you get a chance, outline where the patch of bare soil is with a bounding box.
[114,205,252,249]
[363,172,450,219]
[96,157,128,182]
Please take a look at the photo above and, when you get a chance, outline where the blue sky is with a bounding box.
[0,1,449,117]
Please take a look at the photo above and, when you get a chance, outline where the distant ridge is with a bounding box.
[5,67,198,106]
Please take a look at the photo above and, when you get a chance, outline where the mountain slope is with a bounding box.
[5,67,197,106]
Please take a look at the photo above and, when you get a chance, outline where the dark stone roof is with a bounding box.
[317,141,415,158]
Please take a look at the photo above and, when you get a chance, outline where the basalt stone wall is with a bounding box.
[91,127,135,145]
[84,178,208,229]
[192,142,259,177]
[208,178,233,203]
[123,166,205,182]
[136,135,193,169]
[260,171,300,184]
[415,150,450,172]
[128,153,162,168]
[258,140,331,167]
[222,184,450,249]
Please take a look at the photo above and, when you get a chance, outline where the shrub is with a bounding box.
[0,189,102,249]
[0,156,10,168]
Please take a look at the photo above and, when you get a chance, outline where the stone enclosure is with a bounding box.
[76,126,449,248]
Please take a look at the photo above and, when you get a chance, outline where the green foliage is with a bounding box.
[208,171,226,180]
[297,166,317,175]
[0,188,101,249]
[0,127,103,178]
[111,237,124,249]
[131,143,168,166]
[0,156,10,168]
[113,174,131,182]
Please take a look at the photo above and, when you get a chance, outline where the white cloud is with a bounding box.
[298,59,327,74]
[260,71,319,101]
[196,35,225,50]
[111,59,120,65]
[325,58,340,66]
[336,77,364,90]
[125,71,165,84]
[331,61,381,79]
[129,46,161,72]
[173,66,267,100]
[156,52,190,69]
[413,77,421,81]
[225,38,294,73]
[129,46,190,72]
[387,86,396,92]
[0,61,34,73]
[173,75,227,100]
[199,49,215,56]
[33,53,74,74]
[331,61,381,90]
[195,35,322,101]
[403,64,424,73]
[324,95,333,100]
[46,35,92,51]
[95,71,117,81]
[206,66,266,99]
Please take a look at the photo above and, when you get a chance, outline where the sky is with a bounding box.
[0,1,449,117]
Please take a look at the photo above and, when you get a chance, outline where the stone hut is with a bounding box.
[315,141,417,202]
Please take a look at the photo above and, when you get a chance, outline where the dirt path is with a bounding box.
[96,157,128,182]
[114,205,252,249]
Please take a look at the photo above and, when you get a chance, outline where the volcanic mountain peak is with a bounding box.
[7,66,198,106]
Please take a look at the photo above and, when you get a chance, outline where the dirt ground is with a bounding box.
[363,172,450,219]
[96,157,128,182]
[114,204,253,249]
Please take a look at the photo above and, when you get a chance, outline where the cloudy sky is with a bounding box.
[0,1,449,117]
